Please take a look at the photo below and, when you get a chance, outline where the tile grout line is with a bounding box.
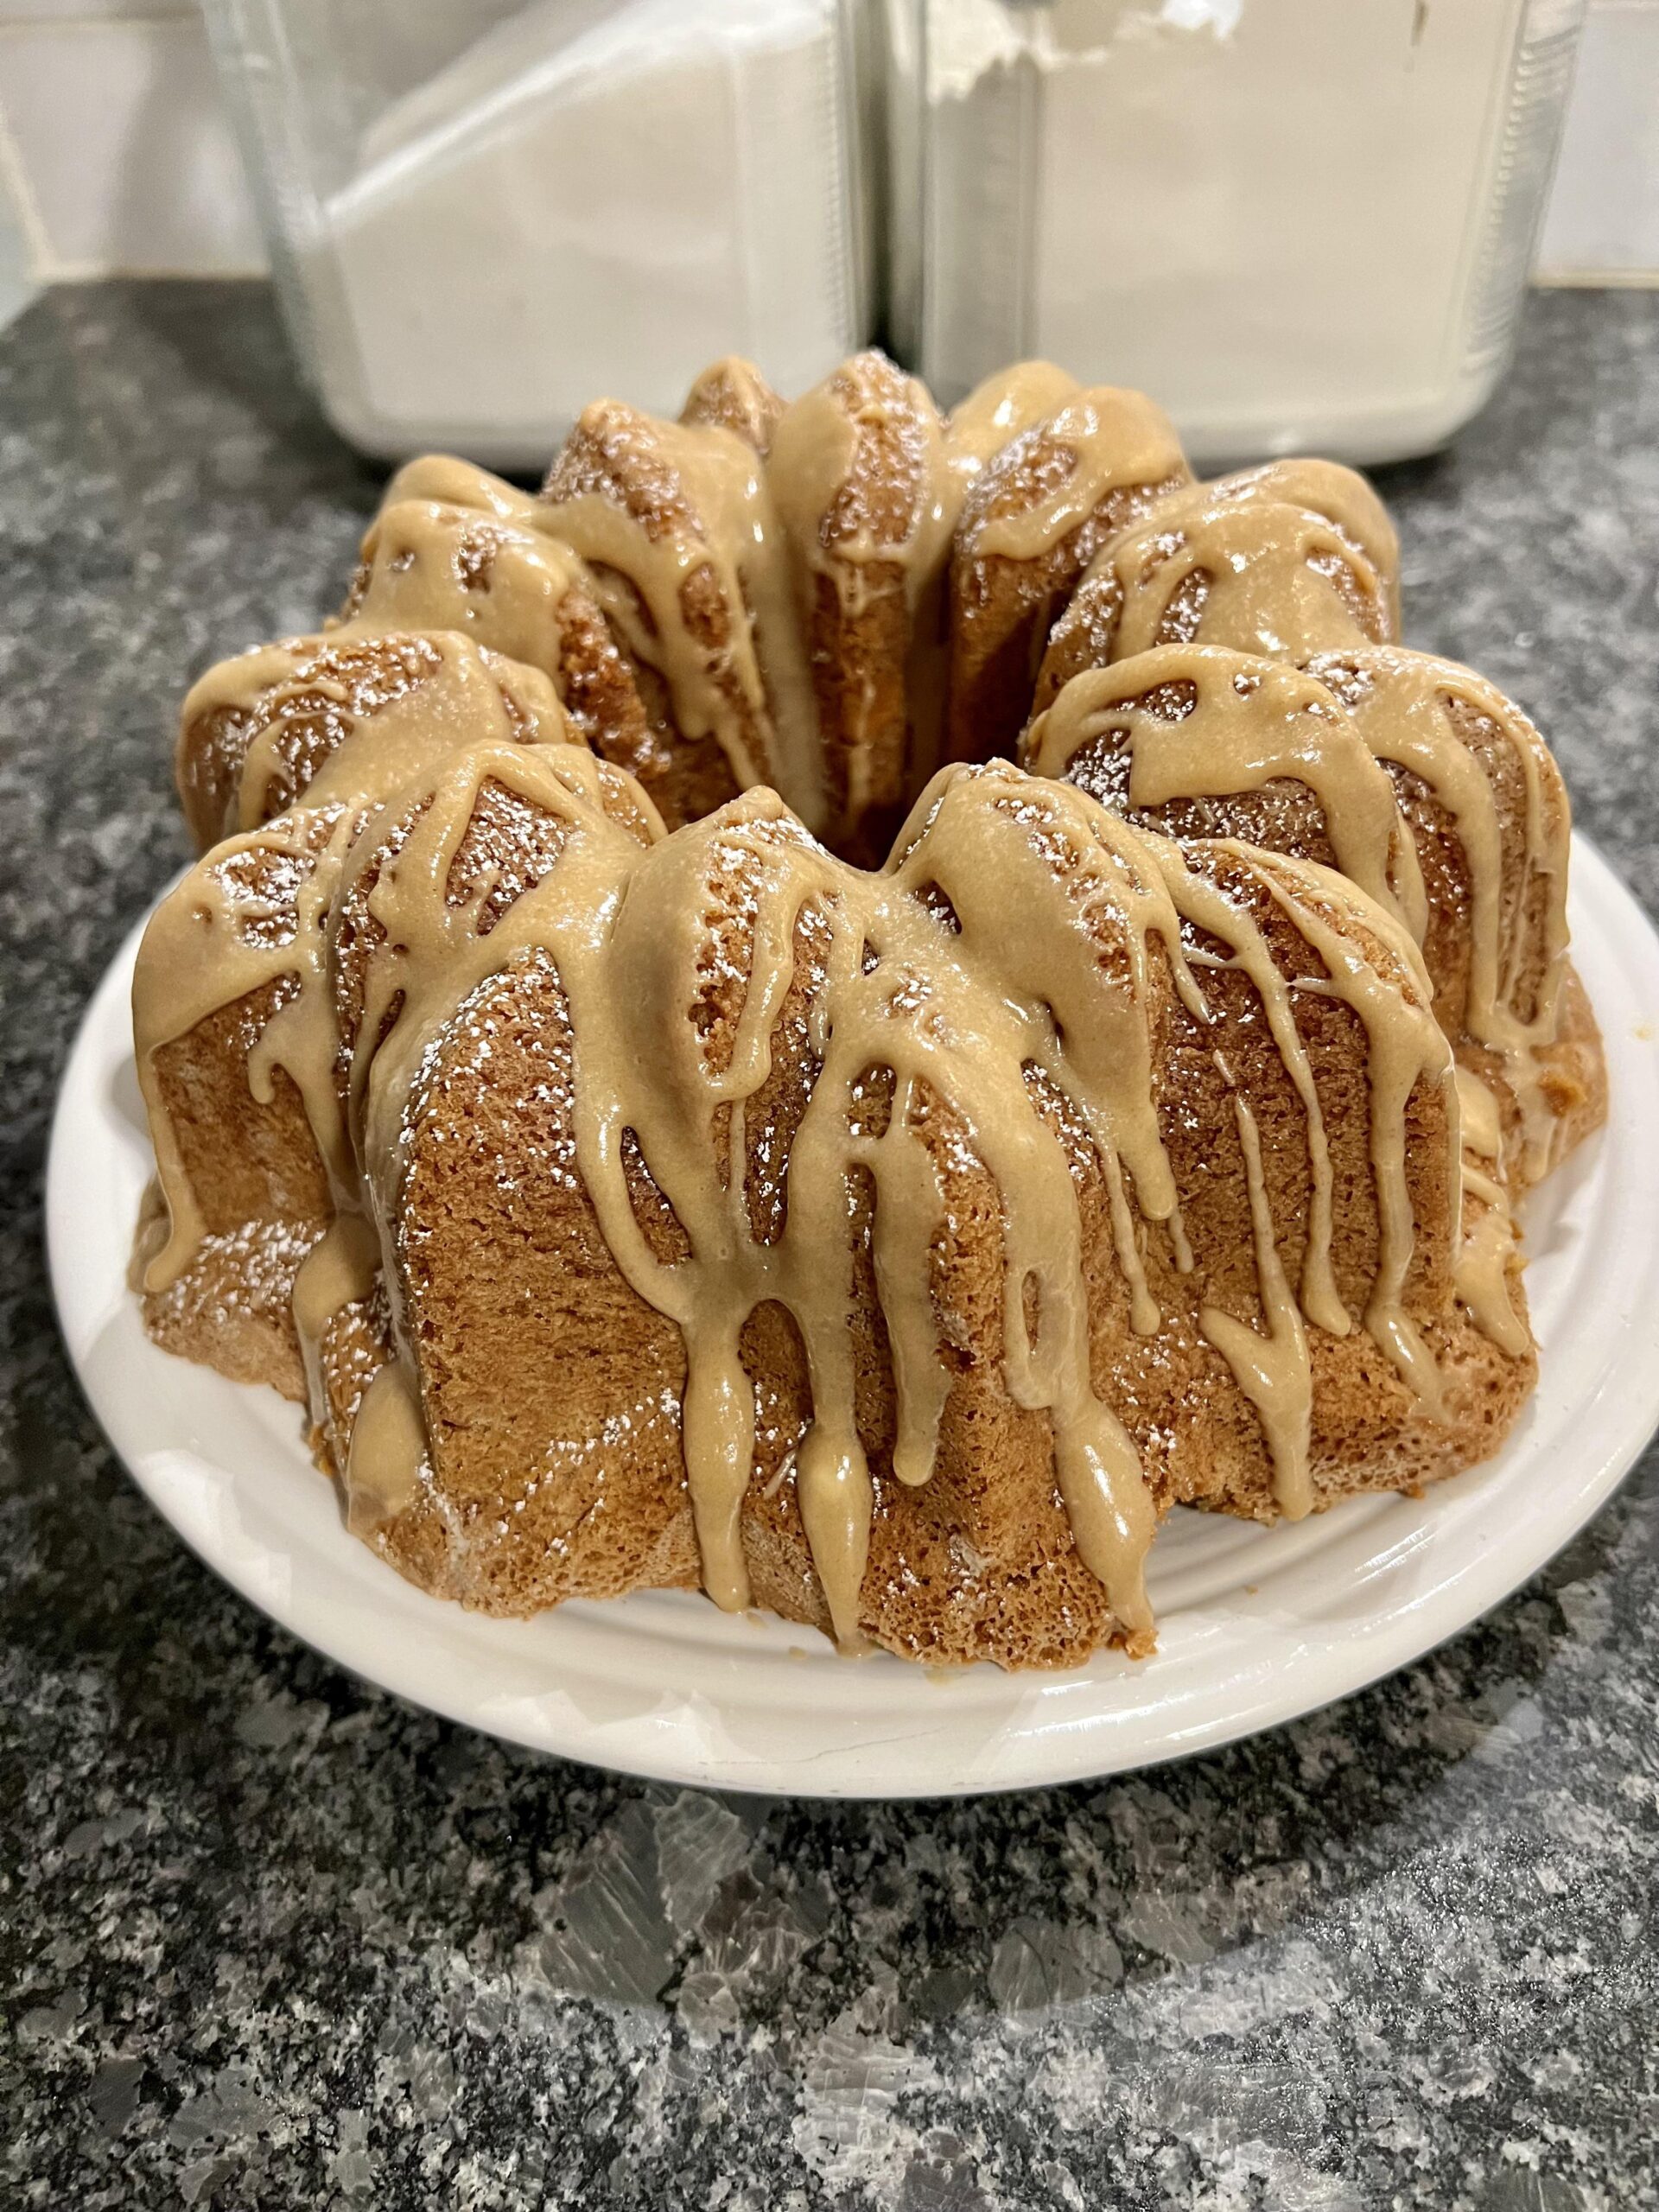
[1535,268,1659,286]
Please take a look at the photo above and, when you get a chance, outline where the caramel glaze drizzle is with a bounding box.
[1452,1066,1530,1360]
[769,353,955,836]
[944,362,1081,491]
[340,480,592,663]
[678,354,786,456]
[964,389,1192,565]
[131,746,660,1302]
[766,359,1097,832]
[1306,646,1572,1188]
[176,365,1192,864]
[177,380,1401,881]
[1027,639,1544,1359]
[142,357,1572,1648]
[1143,460,1402,630]
[133,804,363,1296]
[538,401,827,834]
[378,454,542,522]
[178,628,575,853]
[1103,497,1391,665]
[1023,646,1427,942]
[327,741,1460,1643]
[178,460,591,853]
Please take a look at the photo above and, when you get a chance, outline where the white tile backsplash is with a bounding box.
[0,2,1652,286]
[0,15,265,277]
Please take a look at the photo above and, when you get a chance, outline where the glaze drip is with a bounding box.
[1104,497,1390,664]
[1452,1066,1530,1357]
[1027,637,1560,1363]
[1198,1082,1313,1519]
[944,362,1081,491]
[1142,460,1402,630]
[968,389,1192,563]
[333,744,1467,1644]
[1240,842,1455,1414]
[134,746,659,1305]
[768,353,956,840]
[1307,646,1572,1183]
[540,401,824,830]
[133,804,361,1294]
[178,627,574,853]
[340,492,590,661]
[1024,645,1424,938]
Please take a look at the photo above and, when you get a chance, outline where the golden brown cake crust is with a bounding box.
[538,399,814,829]
[770,350,952,864]
[946,387,1191,766]
[131,355,1605,1671]
[336,480,662,804]
[137,980,328,1400]
[296,753,1533,1669]
[1027,642,1605,1196]
[679,354,785,456]
[176,630,573,853]
[1033,495,1392,717]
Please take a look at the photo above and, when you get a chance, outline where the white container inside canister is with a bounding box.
[207,0,873,467]
[892,0,1586,465]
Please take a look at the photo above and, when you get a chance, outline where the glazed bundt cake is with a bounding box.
[132,352,1605,1669]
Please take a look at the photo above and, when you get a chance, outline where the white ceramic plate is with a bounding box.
[48,840,1659,1799]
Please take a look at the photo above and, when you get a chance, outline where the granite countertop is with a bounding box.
[3,283,1656,2210]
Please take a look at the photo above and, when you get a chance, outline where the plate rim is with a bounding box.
[45,834,1659,1799]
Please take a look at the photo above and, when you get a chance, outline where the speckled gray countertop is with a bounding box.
[3,283,1657,2210]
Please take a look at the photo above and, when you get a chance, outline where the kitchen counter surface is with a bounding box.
[3,283,1656,2211]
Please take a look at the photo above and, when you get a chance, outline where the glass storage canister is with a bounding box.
[204,0,875,467]
[887,0,1587,464]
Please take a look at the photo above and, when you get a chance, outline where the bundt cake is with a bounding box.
[130,352,1606,1669]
